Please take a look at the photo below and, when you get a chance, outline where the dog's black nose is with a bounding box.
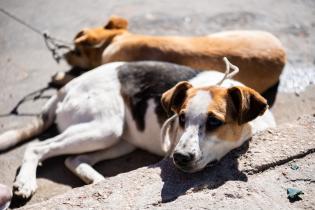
[173,152,195,166]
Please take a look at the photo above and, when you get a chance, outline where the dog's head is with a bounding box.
[64,16,128,69]
[161,82,268,172]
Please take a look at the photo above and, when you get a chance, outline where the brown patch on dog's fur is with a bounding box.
[216,122,245,142]
[208,86,266,141]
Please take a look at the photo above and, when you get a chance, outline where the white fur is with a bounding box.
[186,91,212,120]
[249,109,276,134]
[123,99,165,155]
[173,91,212,164]
[56,62,125,132]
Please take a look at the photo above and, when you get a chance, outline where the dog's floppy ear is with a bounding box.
[73,29,100,47]
[74,30,89,45]
[104,16,128,29]
[228,86,268,124]
[161,81,192,114]
[74,29,106,48]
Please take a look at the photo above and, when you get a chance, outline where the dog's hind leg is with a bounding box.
[65,140,136,184]
[13,121,123,199]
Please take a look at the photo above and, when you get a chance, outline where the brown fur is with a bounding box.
[61,16,286,93]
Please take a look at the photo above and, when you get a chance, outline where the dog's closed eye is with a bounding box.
[73,49,82,56]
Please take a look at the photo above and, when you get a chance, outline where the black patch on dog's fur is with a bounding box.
[118,61,197,131]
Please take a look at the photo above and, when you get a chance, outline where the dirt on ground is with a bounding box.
[0,0,314,209]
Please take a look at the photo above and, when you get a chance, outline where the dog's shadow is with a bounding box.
[153,141,249,203]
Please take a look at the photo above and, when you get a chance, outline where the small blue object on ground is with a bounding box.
[287,188,304,202]
[289,163,299,170]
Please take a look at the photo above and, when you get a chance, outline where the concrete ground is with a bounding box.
[0,0,314,209]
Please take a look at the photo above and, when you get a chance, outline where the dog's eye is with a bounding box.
[178,113,185,127]
[206,116,223,131]
[74,49,82,56]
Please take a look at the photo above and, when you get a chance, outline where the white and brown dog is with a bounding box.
[0,59,275,199]
[55,16,286,94]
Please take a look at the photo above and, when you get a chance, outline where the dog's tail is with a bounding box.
[0,94,59,152]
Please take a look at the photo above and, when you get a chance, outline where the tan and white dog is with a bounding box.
[55,16,286,94]
[0,60,275,199]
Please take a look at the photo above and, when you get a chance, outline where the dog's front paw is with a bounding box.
[50,72,67,87]
[13,178,37,199]
[50,72,75,87]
